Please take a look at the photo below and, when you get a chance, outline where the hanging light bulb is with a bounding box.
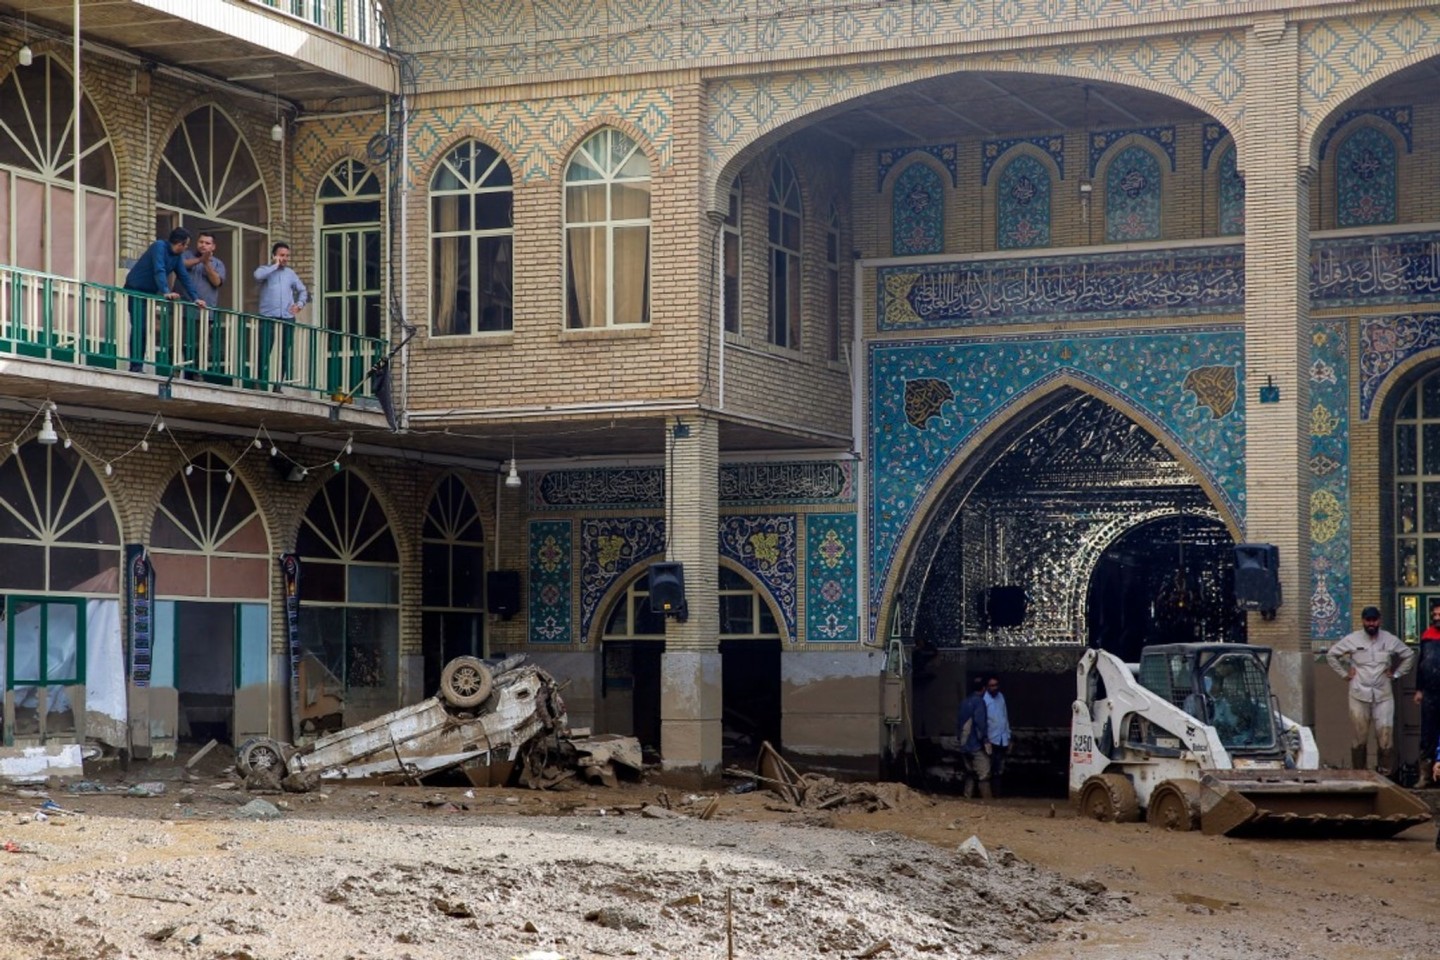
[36,406,58,445]
[184,463,193,476]
[253,438,263,449]
[10,441,18,455]
[331,460,342,472]
[103,462,113,477]
[156,418,166,433]
[18,45,33,67]
[62,437,71,449]
[343,437,354,456]
[505,458,522,488]
[270,445,279,457]
[271,122,284,142]
[224,471,234,484]
[140,439,149,452]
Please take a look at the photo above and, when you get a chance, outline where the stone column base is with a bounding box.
[660,650,722,784]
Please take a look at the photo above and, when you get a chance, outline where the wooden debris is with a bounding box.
[855,939,893,958]
[699,796,720,821]
[640,803,686,819]
[184,739,219,769]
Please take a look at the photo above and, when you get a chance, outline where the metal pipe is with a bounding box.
[851,252,868,643]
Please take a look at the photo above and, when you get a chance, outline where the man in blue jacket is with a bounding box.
[123,228,205,374]
[956,675,990,799]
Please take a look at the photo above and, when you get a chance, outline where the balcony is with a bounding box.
[3,1,396,102]
[1,264,387,403]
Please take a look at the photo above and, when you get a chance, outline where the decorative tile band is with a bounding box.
[532,461,855,510]
[879,230,1440,331]
[982,135,1064,185]
[528,520,573,644]
[1310,319,1350,641]
[868,326,1246,633]
[806,514,858,643]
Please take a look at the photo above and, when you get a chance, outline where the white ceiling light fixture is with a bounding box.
[17,11,32,66]
[36,403,58,445]
[504,438,522,488]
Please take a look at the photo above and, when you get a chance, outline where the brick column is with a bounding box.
[1242,16,1313,722]
[660,413,722,782]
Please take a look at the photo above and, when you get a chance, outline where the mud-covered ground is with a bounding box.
[1,758,1436,960]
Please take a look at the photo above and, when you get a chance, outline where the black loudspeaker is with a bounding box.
[648,561,688,619]
[976,585,1027,628]
[486,570,521,619]
[1233,543,1282,614]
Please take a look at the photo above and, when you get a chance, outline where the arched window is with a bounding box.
[1336,126,1397,228]
[150,453,268,599]
[318,160,383,390]
[996,153,1051,250]
[722,176,741,335]
[826,201,842,362]
[421,474,485,694]
[891,162,943,256]
[296,470,399,724]
[155,106,268,313]
[430,140,512,335]
[1104,145,1162,243]
[0,55,117,280]
[767,158,802,348]
[599,565,778,639]
[0,440,122,738]
[564,128,651,328]
[1218,144,1245,236]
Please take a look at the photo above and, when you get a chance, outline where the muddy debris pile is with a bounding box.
[728,741,935,814]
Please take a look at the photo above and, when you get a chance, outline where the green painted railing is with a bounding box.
[0,264,388,400]
[251,0,386,46]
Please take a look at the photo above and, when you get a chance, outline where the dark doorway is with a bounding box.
[720,639,782,766]
[1085,514,1242,661]
[175,601,236,744]
[603,641,663,759]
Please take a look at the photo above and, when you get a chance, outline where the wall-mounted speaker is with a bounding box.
[977,585,1026,628]
[486,570,521,619]
[1233,543,1281,615]
[648,561,688,620]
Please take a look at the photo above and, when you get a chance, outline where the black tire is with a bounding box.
[1146,779,1201,831]
[236,736,289,778]
[1078,773,1141,823]
[440,656,494,709]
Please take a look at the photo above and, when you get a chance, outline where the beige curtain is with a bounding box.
[566,184,608,327]
[432,196,460,334]
[613,226,650,325]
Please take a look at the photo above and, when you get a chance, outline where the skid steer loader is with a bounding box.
[1070,644,1431,837]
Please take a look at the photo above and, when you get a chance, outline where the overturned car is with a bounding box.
[235,655,640,789]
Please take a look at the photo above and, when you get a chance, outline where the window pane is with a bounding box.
[1399,385,1417,419]
[348,565,399,605]
[782,211,800,251]
[433,193,470,232]
[1424,374,1440,418]
[1399,538,1419,587]
[432,235,471,335]
[0,543,46,590]
[451,544,483,609]
[345,608,398,689]
[304,561,346,602]
[1398,482,1417,534]
[46,603,79,683]
[614,226,650,325]
[604,598,628,635]
[10,600,42,682]
[50,546,117,593]
[723,232,740,334]
[759,603,778,635]
[719,567,748,589]
[421,542,449,606]
[633,598,665,635]
[1425,483,1440,534]
[475,191,513,231]
[476,236,512,331]
[720,594,753,635]
[1424,424,1440,475]
[566,227,605,328]
[611,183,650,220]
[1396,423,1417,474]
[1425,539,1440,587]
[567,185,607,224]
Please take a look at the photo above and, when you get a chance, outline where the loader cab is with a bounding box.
[1137,644,1280,757]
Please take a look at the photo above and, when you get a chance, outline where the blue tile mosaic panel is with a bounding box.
[1313,233,1440,308]
[1201,123,1230,170]
[1335,126,1397,228]
[1218,145,1245,236]
[1317,107,1413,159]
[529,520,573,644]
[868,327,1246,632]
[891,162,945,257]
[720,515,798,639]
[1359,313,1440,420]
[996,153,1051,250]
[1310,320,1350,641]
[876,144,958,191]
[1088,127,1176,177]
[1104,146,1162,243]
[806,514,858,642]
[878,246,1245,330]
[579,517,666,641]
[982,136,1064,186]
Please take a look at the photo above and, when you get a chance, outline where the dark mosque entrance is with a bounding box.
[903,389,1239,794]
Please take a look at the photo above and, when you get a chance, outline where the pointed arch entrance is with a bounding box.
[420,474,485,696]
[149,452,271,747]
[901,388,1239,793]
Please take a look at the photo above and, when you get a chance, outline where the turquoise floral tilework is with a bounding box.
[1104,145,1162,242]
[996,153,1051,250]
[1335,126,1397,228]
[529,520,573,644]
[868,327,1245,631]
[806,514,858,642]
[1310,320,1349,641]
[892,162,945,256]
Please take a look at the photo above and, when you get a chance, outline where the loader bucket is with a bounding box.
[1198,770,1433,838]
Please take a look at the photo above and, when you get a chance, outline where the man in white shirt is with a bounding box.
[983,675,1011,796]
